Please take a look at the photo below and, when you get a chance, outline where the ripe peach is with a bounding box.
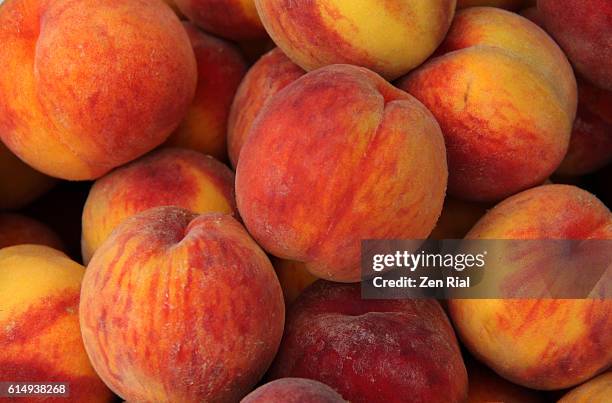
[268,281,468,403]
[274,259,318,305]
[0,213,64,250]
[0,245,113,402]
[430,197,489,239]
[227,48,305,167]
[538,0,612,91]
[80,207,285,402]
[236,64,447,282]
[175,0,266,41]
[0,141,55,209]
[398,7,576,201]
[449,184,612,390]
[254,0,456,80]
[164,22,247,160]
[558,372,612,403]
[241,378,346,403]
[81,148,236,264]
[0,0,197,180]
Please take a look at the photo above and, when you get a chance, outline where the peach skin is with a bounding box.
[538,0,612,91]
[175,0,267,41]
[0,140,55,210]
[0,245,114,402]
[236,64,448,282]
[448,184,612,390]
[558,372,612,403]
[273,258,318,305]
[80,207,285,402]
[457,0,534,9]
[241,378,346,403]
[81,148,236,264]
[0,213,64,250]
[227,48,305,168]
[164,22,247,161]
[0,0,197,180]
[398,7,577,202]
[254,0,456,80]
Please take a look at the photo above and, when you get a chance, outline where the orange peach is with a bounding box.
[0,140,55,209]
[236,64,447,282]
[175,0,267,41]
[558,372,612,403]
[449,184,612,390]
[0,245,113,401]
[0,213,64,250]
[430,197,489,239]
[398,7,577,201]
[164,22,247,160]
[458,0,534,9]
[81,148,236,264]
[227,48,305,167]
[254,0,456,80]
[538,0,612,91]
[80,207,285,402]
[0,0,197,180]
[274,258,318,305]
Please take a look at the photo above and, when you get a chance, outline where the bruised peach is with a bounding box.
[175,0,267,41]
[0,0,197,180]
[241,378,346,403]
[0,141,55,209]
[236,64,447,282]
[227,48,305,167]
[449,185,612,390]
[80,207,285,402]
[398,7,576,201]
[255,0,456,80]
[0,213,64,250]
[538,0,612,91]
[164,22,247,160]
[81,148,236,264]
[0,245,113,402]
[558,372,612,403]
[274,259,318,305]
[268,281,468,403]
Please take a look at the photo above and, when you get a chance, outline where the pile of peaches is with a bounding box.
[0,0,610,402]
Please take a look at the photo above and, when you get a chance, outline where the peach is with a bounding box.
[164,22,247,160]
[449,184,612,390]
[175,0,267,41]
[429,197,489,239]
[0,245,113,401]
[236,64,447,282]
[274,259,318,305]
[241,378,346,403]
[466,359,545,403]
[558,372,612,403]
[398,7,577,201]
[268,281,468,403]
[227,48,305,167]
[457,0,534,9]
[80,207,285,402]
[538,0,612,91]
[81,148,236,264]
[0,0,197,180]
[254,0,456,80]
[0,213,64,250]
[0,140,55,209]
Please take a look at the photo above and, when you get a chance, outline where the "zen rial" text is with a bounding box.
[372,276,470,288]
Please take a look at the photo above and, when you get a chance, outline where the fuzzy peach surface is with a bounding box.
[255,0,456,80]
[0,213,64,250]
[558,371,612,403]
[236,64,447,282]
[398,7,576,202]
[0,0,197,180]
[81,148,236,264]
[80,207,285,402]
[449,185,612,390]
[0,245,113,402]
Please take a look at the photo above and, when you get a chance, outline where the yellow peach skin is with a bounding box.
[255,0,456,80]
[558,372,612,403]
[449,185,612,390]
[164,22,247,161]
[81,148,236,264]
[0,245,113,401]
[273,259,318,305]
[0,213,64,250]
[0,0,197,180]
